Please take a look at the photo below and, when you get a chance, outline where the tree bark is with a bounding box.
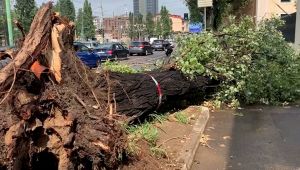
[96,71,211,121]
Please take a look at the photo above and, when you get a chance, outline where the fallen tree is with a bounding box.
[0,3,214,170]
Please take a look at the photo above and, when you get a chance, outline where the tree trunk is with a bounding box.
[96,71,212,121]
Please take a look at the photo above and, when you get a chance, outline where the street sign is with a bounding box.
[198,0,213,7]
[189,23,203,33]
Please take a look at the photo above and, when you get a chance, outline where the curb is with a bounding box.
[178,106,210,170]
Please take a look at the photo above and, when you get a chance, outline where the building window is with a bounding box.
[281,0,291,2]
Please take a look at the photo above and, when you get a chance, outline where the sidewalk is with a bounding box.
[191,105,300,170]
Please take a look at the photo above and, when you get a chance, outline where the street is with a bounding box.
[119,50,167,70]
[191,106,300,170]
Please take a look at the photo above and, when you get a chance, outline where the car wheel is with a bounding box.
[129,53,133,56]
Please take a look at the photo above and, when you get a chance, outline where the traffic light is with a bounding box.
[184,13,189,20]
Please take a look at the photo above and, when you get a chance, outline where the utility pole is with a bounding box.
[5,0,13,46]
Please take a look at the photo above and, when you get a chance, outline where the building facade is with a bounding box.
[134,0,158,18]
[154,14,188,33]
[103,15,129,41]
[244,0,297,22]
[243,0,297,42]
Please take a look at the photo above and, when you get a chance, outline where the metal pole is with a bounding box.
[203,7,207,31]
[5,0,13,46]
[295,0,300,47]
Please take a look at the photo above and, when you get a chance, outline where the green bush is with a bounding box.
[175,16,300,106]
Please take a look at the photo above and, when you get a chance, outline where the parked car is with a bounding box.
[81,41,101,50]
[97,43,129,61]
[152,40,166,51]
[74,42,102,68]
[129,41,153,56]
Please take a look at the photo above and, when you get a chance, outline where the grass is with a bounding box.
[124,111,189,158]
[127,122,159,146]
[150,146,167,158]
[174,112,189,124]
[124,113,169,157]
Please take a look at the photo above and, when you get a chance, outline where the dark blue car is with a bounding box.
[74,42,101,68]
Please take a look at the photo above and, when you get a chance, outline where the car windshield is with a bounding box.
[153,40,162,44]
[131,42,142,46]
[82,42,100,48]
[99,44,112,49]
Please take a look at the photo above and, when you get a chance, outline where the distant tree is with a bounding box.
[186,0,202,23]
[160,6,172,38]
[0,13,5,35]
[128,12,136,40]
[155,19,162,38]
[14,0,37,33]
[135,13,143,24]
[76,8,83,38]
[185,0,250,30]
[56,0,76,21]
[146,13,155,38]
[83,0,95,39]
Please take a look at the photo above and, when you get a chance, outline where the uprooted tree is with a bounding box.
[0,3,213,169]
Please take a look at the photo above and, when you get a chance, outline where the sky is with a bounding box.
[35,0,189,17]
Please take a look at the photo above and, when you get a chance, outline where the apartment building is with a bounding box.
[154,14,188,33]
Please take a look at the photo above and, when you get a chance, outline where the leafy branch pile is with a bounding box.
[176,17,300,106]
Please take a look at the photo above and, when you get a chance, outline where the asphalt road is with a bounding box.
[119,50,167,70]
[191,105,300,170]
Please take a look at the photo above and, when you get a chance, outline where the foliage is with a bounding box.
[160,6,172,38]
[174,112,189,124]
[14,0,37,33]
[185,0,250,30]
[127,13,145,40]
[82,0,95,39]
[55,0,76,21]
[128,12,135,40]
[76,8,83,37]
[176,17,300,106]
[0,8,5,37]
[102,61,138,74]
[155,19,162,37]
[127,122,159,146]
[146,13,155,38]
[186,0,202,23]
[150,146,167,158]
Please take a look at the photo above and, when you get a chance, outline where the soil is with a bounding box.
[121,106,203,170]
